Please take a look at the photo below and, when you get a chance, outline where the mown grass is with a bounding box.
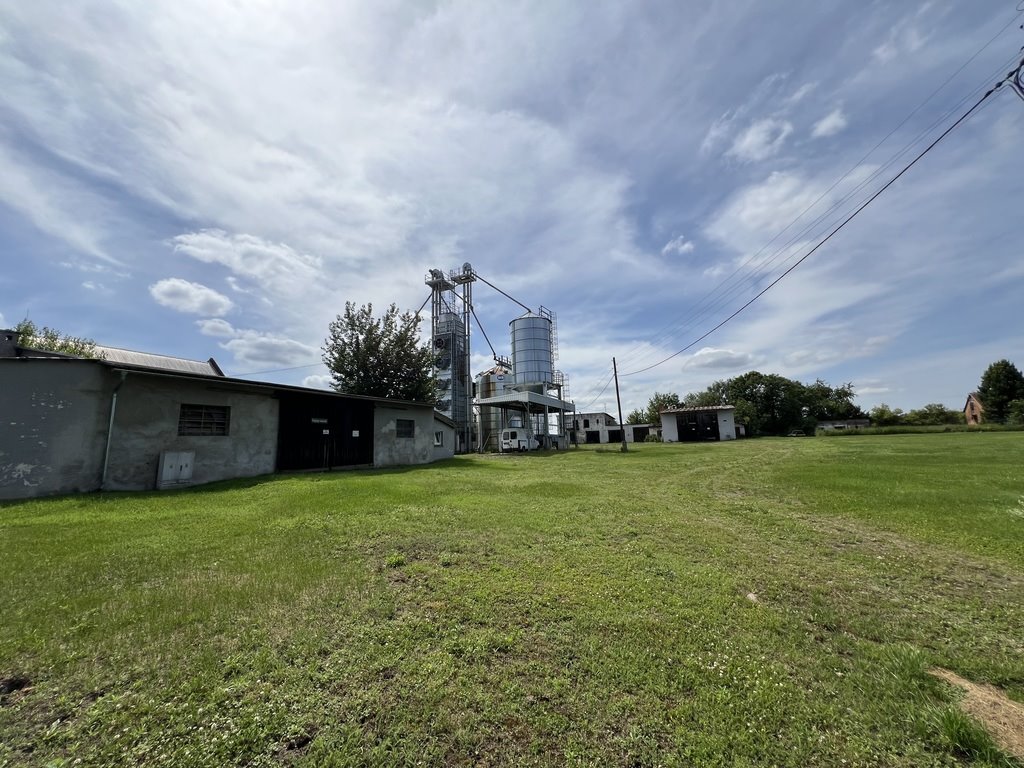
[1,434,1022,767]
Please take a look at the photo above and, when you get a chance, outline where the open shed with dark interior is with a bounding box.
[275,391,375,471]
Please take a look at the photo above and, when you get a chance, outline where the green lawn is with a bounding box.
[2,434,1022,767]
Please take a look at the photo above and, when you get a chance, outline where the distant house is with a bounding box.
[963,392,984,425]
[566,412,656,445]
[817,418,871,431]
[1,330,454,500]
[660,405,738,442]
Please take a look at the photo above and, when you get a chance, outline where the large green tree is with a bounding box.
[625,408,647,425]
[903,403,964,426]
[725,371,806,435]
[977,359,1024,423]
[14,318,102,358]
[641,392,681,425]
[868,403,904,426]
[802,379,865,420]
[676,373,865,435]
[322,303,436,402]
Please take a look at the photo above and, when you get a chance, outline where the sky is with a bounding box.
[2,1,1022,416]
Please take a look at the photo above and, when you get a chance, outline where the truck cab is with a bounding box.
[500,429,539,452]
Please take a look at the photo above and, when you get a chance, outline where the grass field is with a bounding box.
[2,434,1023,767]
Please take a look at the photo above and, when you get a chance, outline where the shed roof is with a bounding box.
[661,404,736,414]
[1,354,437,410]
[94,345,224,377]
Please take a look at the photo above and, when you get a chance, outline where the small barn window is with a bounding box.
[434,430,444,447]
[396,419,415,438]
[178,404,230,436]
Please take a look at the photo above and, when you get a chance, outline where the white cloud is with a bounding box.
[727,118,793,162]
[856,385,891,397]
[684,347,757,370]
[171,230,322,300]
[661,235,696,256]
[149,278,234,316]
[195,318,236,337]
[811,108,847,139]
[220,331,318,369]
[0,143,115,264]
[786,82,816,105]
[302,374,333,390]
[700,112,736,155]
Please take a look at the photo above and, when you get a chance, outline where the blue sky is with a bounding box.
[2,1,1022,415]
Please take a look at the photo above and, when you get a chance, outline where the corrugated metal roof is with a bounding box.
[94,346,223,377]
[661,404,736,413]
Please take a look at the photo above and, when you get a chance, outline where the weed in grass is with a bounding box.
[931,706,1015,766]
[1010,496,1024,519]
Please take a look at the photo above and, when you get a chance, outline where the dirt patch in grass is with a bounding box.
[0,675,32,703]
[930,667,1024,761]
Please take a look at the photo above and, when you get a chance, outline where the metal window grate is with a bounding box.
[178,404,230,436]
[396,418,415,438]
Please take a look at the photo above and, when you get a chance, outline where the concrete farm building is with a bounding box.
[660,405,739,442]
[0,330,454,500]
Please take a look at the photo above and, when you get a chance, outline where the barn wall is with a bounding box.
[373,405,438,467]
[0,360,110,499]
[432,419,456,461]
[104,375,278,491]
[717,410,736,440]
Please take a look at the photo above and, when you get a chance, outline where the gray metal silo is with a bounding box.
[476,366,511,451]
[510,312,553,392]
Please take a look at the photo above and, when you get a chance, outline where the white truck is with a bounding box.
[500,429,540,452]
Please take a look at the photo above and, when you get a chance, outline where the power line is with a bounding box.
[613,24,1023,374]
[232,362,325,376]
[577,370,616,412]
[617,50,1020,374]
[623,65,1018,378]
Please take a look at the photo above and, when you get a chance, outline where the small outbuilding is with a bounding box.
[963,392,984,425]
[660,405,738,442]
[566,412,657,445]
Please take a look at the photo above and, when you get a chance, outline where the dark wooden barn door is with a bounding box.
[276,394,374,470]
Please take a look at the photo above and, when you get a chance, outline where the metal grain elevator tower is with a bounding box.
[425,263,475,452]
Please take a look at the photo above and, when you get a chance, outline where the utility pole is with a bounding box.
[613,357,627,453]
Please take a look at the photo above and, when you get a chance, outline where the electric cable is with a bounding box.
[619,48,1021,373]
[623,66,1016,378]
[577,369,616,412]
[612,14,1023,373]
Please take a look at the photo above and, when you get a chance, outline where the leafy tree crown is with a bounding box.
[14,319,103,359]
[322,302,436,403]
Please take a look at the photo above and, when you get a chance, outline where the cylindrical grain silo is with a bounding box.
[476,367,510,451]
[510,312,553,392]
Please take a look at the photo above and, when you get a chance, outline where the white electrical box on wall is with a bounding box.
[157,451,195,489]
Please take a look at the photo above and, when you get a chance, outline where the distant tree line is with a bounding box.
[629,358,1024,436]
[866,403,963,427]
[628,372,864,436]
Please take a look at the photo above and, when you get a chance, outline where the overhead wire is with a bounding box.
[617,49,1022,374]
[576,369,617,412]
[622,63,1018,377]
[612,18,1023,373]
